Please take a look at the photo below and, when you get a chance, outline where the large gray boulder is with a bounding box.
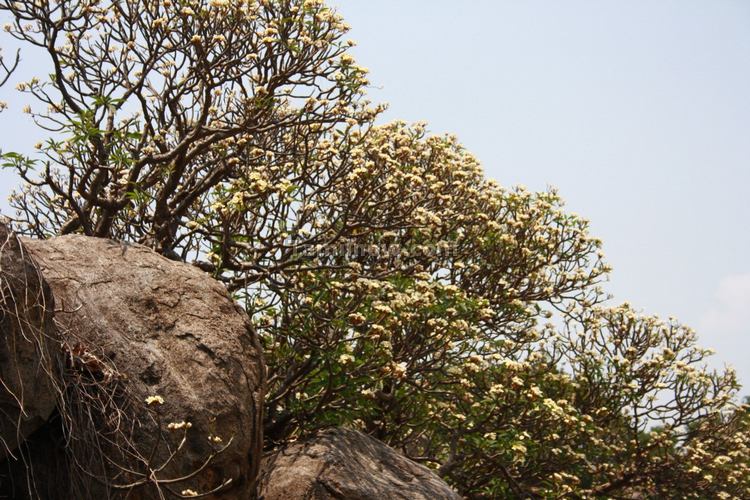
[26,235,265,499]
[0,224,61,460]
[260,428,462,500]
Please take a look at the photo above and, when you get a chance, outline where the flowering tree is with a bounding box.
[2,0,371,255]
[1,0,748,498]
[421,305,748,497]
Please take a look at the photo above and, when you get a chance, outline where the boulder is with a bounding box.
[260,428,461,500]
[25,235,265,499]
[0,224,61,460]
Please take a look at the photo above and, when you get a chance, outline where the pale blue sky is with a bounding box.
[1,1,749,386]
[330,0,750,387]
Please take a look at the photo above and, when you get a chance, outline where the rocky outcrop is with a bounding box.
[260,428,461,500]
[25,235,265,499]
[3,232,459,499]
[0,224,61,460]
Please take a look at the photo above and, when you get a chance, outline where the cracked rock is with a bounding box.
[0,224,61,460]
[25,235,265,499]
[260,428,461,500]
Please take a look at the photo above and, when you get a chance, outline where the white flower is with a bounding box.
[511,442,527,455]
[167,421,192,430]
[489,384,504,396]
[392,361,407,379]
[348,313,366,325]
[145,395,164,405]
[340,54,355,65]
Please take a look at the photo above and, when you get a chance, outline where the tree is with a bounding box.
[0,44,18,114]
[1,0,748,498]
[2,0,372,253]
[0,45,18,88]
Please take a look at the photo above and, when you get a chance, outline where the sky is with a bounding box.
[1,1,749,386]
[327,0,750,387]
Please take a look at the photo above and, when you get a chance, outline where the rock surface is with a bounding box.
[0,224,61,460]
[260,428,461,500]
[25,235,265,499]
